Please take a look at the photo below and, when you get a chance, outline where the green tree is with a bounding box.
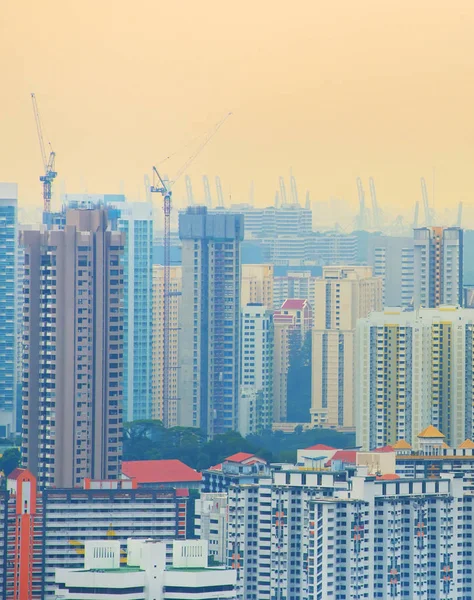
[0,447,21,477]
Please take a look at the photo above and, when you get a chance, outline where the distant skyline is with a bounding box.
[2,0,474,218]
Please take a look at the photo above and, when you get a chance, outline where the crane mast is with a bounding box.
[290,174,299,205]
[279,177,287,206]
[203,175,212,207]
[356,177,367,230]
[369,177,380,229]
[215,176,225,207]
[31,93,57,213]
[185,175,194,206]
[421,177,433,226]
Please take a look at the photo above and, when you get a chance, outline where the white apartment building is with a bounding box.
[195,492,228,564]
[241,264,274,309]
[239,303,273,435]
[227,465,472,600]
[56,539,237,600]
[311,266,382,428]
[356,306,474,450]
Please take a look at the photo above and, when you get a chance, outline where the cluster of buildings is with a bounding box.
[3,178,474,599]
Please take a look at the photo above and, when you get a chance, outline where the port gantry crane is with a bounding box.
[150,112,231,427]
[31,93,57,214]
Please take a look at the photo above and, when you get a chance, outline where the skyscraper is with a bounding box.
[115,201,153,421]
[152,265,181,426]
[356,306,474,450]
[311,266,383,428]
[414,226,463,308]
[239,303,274,435]
[21,209,125,488]
[0,183,18,436]
[179,206,244,436]
[241,264,273,310]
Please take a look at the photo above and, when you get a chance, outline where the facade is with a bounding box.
[414,226,463,308]
[239,304,274,435]
[273,270,318,310]
[241,264,273,309]
[273,299,313,422]
[356,306,474,450]
[152,265,182,425]
[202,453,270,494]
[306,232,358,265]
[179,206,244,436]
[229,203,312,239]
[116,201,154,422]
[21,209,125,488]
[0,183,18,436]
[56,539,236,600]
[195,492,229,564]
[227,464,471,600]
[367,234,414,306]
[311,266,382,428]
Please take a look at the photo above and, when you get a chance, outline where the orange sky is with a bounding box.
[1,0,474,220]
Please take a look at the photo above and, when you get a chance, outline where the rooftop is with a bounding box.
[459,439,474,449]
[417,425,445,439]
[280,299,308,310]
[391,439,412,450]
[122,460,202,484]
[305,444,336,451]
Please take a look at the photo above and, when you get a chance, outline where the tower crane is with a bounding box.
[31,93,57,213]
[150,111,231,428]
[215,176,224,207]
[274,191,280,209]
[185,175,194,206]
[203,175,212,208]
[305,190,311,210]
[369,177,380,229]
[356,177,367,230]
[413,202,420,229]
[290,173,299,205]
[421,177,434,226]
[279,177,287,206]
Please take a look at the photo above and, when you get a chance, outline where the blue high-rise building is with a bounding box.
[115,201,154,421]
[0,183,18,436]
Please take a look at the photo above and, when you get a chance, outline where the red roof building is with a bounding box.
[325,450,358,467]
[305,444,336,451]
[122,459,202,489]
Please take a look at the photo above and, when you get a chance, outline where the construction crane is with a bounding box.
[31,93,57,213]
[274,191,280,208]
[150,111,231,428]
[185,175,194,206]
[215,176,224,207]
[305,190,311,210]
[369,177,381,229]
[279,177,287,206]
[421,177,434,226]
[290,173,299,205]
[457,202,463,227]
[356,177,368,230]
[203,175,212,208]
[413,201,420,229]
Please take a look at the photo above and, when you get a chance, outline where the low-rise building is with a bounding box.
[55,539,237,600]
[121,459,203,490]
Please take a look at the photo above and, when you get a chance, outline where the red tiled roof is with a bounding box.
[225,452,255,463]
[325,450,357,467]
[376,474,400,480]
[176,488,190,497]
[373,445,394,453]
[281,299,307,310]
[122,460,202,484]
[6,467,25,480]
[305,444,336,451]
[209,463,222,471]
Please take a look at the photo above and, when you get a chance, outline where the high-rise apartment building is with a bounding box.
[0,183,18,436]
[229,203,312,239]
[179,206,244,436]
[273,299,312,422]
[21,209,125,488]
[63,194,154,421]
[311,266,382,428]
[306,232,358,265]
[152,265,182,426]
[115,201,153,421]
[367,234,414,306]
[273,270,318,310]
[241,264,273,309]
[239,303,274,435]
[414,226,463,308]
[356,306,474,450]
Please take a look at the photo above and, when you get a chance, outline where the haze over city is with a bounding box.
[2,0,474,219]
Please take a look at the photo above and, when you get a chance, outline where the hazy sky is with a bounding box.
[1,0,474,220]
